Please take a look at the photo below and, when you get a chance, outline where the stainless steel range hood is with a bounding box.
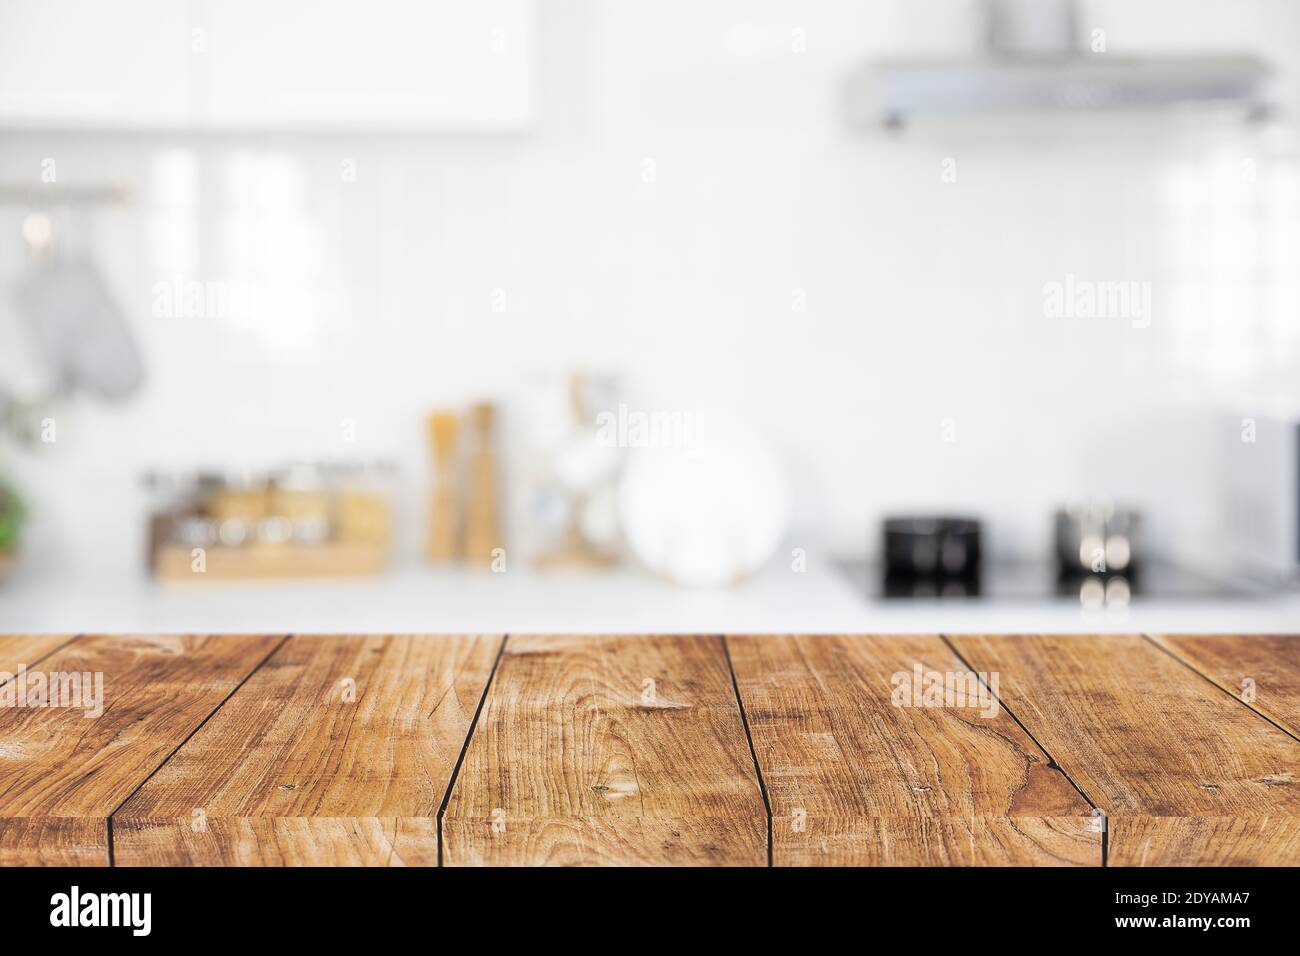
[845,0,1273,127]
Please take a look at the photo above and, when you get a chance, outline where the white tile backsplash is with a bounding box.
[2,0,1299,579]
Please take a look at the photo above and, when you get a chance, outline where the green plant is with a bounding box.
[0,478,25,552]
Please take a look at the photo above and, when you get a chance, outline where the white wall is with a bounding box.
[2,0,1299,582]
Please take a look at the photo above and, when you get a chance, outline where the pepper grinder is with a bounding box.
[461,402,501,565]
[426,411,460,562]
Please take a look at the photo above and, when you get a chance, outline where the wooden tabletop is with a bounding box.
[1,634,1296,866]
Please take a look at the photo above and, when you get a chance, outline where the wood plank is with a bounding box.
[1151,634,1300,740]
[0,634,77,676]
[114,634,500,866]
[442,634,767,866]
[729,634,1099,866]
[950,634,1300,866]
[0,634,280,866]
[0,819,107,867]
[117,817,439,866]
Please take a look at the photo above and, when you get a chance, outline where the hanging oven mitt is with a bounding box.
[13,258,144,400]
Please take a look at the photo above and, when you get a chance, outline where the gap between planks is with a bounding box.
[939,633,1108,866]
[440,634,768,865]
[0,634,83,686]
[110,634,501,866]
[1140,634,1300,745]
[949,634,1300,866]
[731,635,1100,865]
[435,634,509,866]
[105,634,291,866]
[721,635,773,867]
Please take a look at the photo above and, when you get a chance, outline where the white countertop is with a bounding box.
[1,562,1296,634]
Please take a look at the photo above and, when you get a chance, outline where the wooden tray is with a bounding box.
[154,542,387,581]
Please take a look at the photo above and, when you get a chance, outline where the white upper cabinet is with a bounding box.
[196,0,536,130]
[0,0,536,131]
[0,0,195,128]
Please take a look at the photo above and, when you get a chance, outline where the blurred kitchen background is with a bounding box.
[1,0,1298,631]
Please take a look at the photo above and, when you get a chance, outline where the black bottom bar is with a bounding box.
[2,865,1287,943]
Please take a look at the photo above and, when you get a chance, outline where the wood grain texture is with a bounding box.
[729,634,1099,866]
[1108,817,1300,867]
[442,634,767,866]
[116,817,439,866]
[0,819,107,867]
[0,634,280,866]
[0,634,76,676]
[114,634,500,866]
[1152,634,1300,740]
[950,634,1300,866]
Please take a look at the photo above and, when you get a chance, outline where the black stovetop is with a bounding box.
[838,558,1268,603]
